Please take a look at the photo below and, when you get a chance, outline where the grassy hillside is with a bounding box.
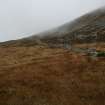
[0,44,105,105]
[0,7,105,105]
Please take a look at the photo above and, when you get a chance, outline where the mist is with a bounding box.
[0,0,105,42]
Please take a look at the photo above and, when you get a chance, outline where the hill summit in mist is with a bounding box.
[0,7,105,47]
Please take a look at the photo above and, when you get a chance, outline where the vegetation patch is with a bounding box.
[96,51,105,57]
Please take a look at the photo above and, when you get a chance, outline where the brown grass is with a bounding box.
[0,45,105,105]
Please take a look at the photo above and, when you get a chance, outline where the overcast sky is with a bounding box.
[0,0,105,42]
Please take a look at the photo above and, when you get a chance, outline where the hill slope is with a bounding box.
[0,7,105,105]
[0,7,105,47]
[30,7,105,46]
[0,46,105,105]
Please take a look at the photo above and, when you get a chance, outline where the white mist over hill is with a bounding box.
[0,0,105,42]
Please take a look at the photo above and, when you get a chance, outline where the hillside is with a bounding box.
[30,7,105,46]
[0,7,105,105]
[0,45,105,105]
[0,7,105,48]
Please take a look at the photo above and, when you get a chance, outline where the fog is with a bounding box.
[0,0,105,42]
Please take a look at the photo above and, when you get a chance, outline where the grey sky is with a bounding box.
[0,0,105,42]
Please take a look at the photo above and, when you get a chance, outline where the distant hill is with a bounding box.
[0,7,105,47]
[25,7,104,46]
